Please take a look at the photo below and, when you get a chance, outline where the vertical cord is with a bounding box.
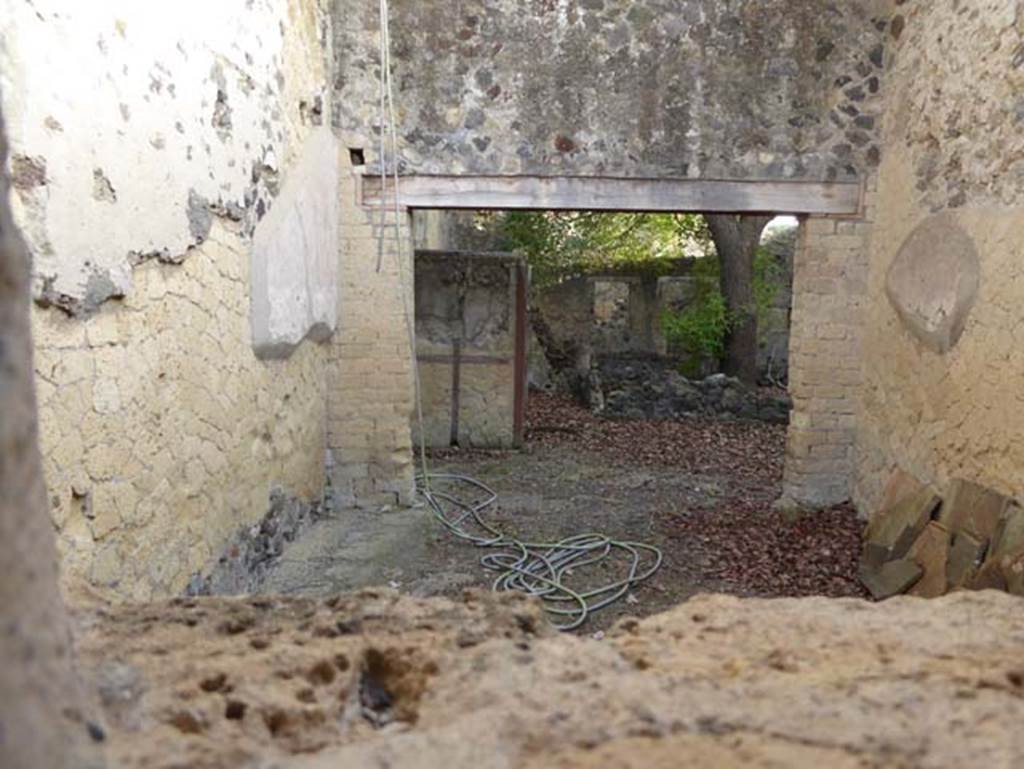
[375,0,388,273]
[378,0,430,489]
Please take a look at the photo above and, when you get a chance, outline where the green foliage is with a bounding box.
[659,253,726,375]
[753,245,785,330]
[496,211,712,287]
[660,245,787,374]
[492,209,789,376]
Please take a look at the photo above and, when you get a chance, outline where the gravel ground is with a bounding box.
[422,392,868,631]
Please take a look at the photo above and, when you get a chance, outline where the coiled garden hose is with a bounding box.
[417,473,663,631]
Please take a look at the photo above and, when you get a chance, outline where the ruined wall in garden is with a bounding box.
[855,2,1024,512]
[1,0,338,599]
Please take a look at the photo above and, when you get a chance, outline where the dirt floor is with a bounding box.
[263,393,866,631]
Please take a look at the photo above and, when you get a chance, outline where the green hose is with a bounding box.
[417,472,663,631]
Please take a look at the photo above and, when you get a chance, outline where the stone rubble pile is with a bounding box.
[860,470,1024,599]
[595,355,791,425]
[187,489,325,596]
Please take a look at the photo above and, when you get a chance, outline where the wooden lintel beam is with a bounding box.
[361,174,862,216]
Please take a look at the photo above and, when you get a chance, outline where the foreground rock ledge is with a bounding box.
[75,589,1024,769]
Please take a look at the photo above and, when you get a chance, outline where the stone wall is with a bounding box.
[1,0,333,312]
[33,223,330,600]
[333,0,890,182]
[535,230,795,389]
[414,252,520,449]
[330,1,896,512]
[532,277,596,393]
[855,2,1024,512]
[2,0,340,599]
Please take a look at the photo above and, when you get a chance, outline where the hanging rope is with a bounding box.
[375,0,663,630]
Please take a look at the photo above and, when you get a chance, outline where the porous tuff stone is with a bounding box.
[885,213,980,354]
[860,558,923,600]
[906,521,951,598]
[76,589,1024,769]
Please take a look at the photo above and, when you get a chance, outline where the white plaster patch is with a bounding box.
[250,128,339,358]
[0,0,329,306]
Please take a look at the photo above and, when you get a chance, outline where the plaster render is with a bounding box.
[0,0,338,598]
[0,0,332,310]
[251,127,339,358]
[334,0,890,182]
[856,2,1024,513]
[885,213,979,355]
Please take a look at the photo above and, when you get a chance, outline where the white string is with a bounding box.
[378,0,430,485]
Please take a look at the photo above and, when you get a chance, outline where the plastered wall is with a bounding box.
[2,0,338,598]
[1,0,332,310]
[855,2,1024,512]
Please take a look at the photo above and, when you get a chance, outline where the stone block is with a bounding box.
[989,503,1024,563]
[885,213,980,354]
[938,479,1009,544]
[864,486,941,558]
[860,559,923,600]
[1006,554,1024,597]
[970,504,1024,593]
[970,559,1008,592]
[861,541,890,573]
[879,468,928,513]
[946,532,986,590]
[907,522,951,599]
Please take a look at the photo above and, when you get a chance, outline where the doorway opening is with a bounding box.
[380,207,867,629]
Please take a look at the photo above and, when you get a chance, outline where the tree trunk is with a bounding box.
[705,214,771,387]
[0,108,104,768]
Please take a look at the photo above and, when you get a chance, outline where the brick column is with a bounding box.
[327,155,416,507]
[780,184,876,511]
